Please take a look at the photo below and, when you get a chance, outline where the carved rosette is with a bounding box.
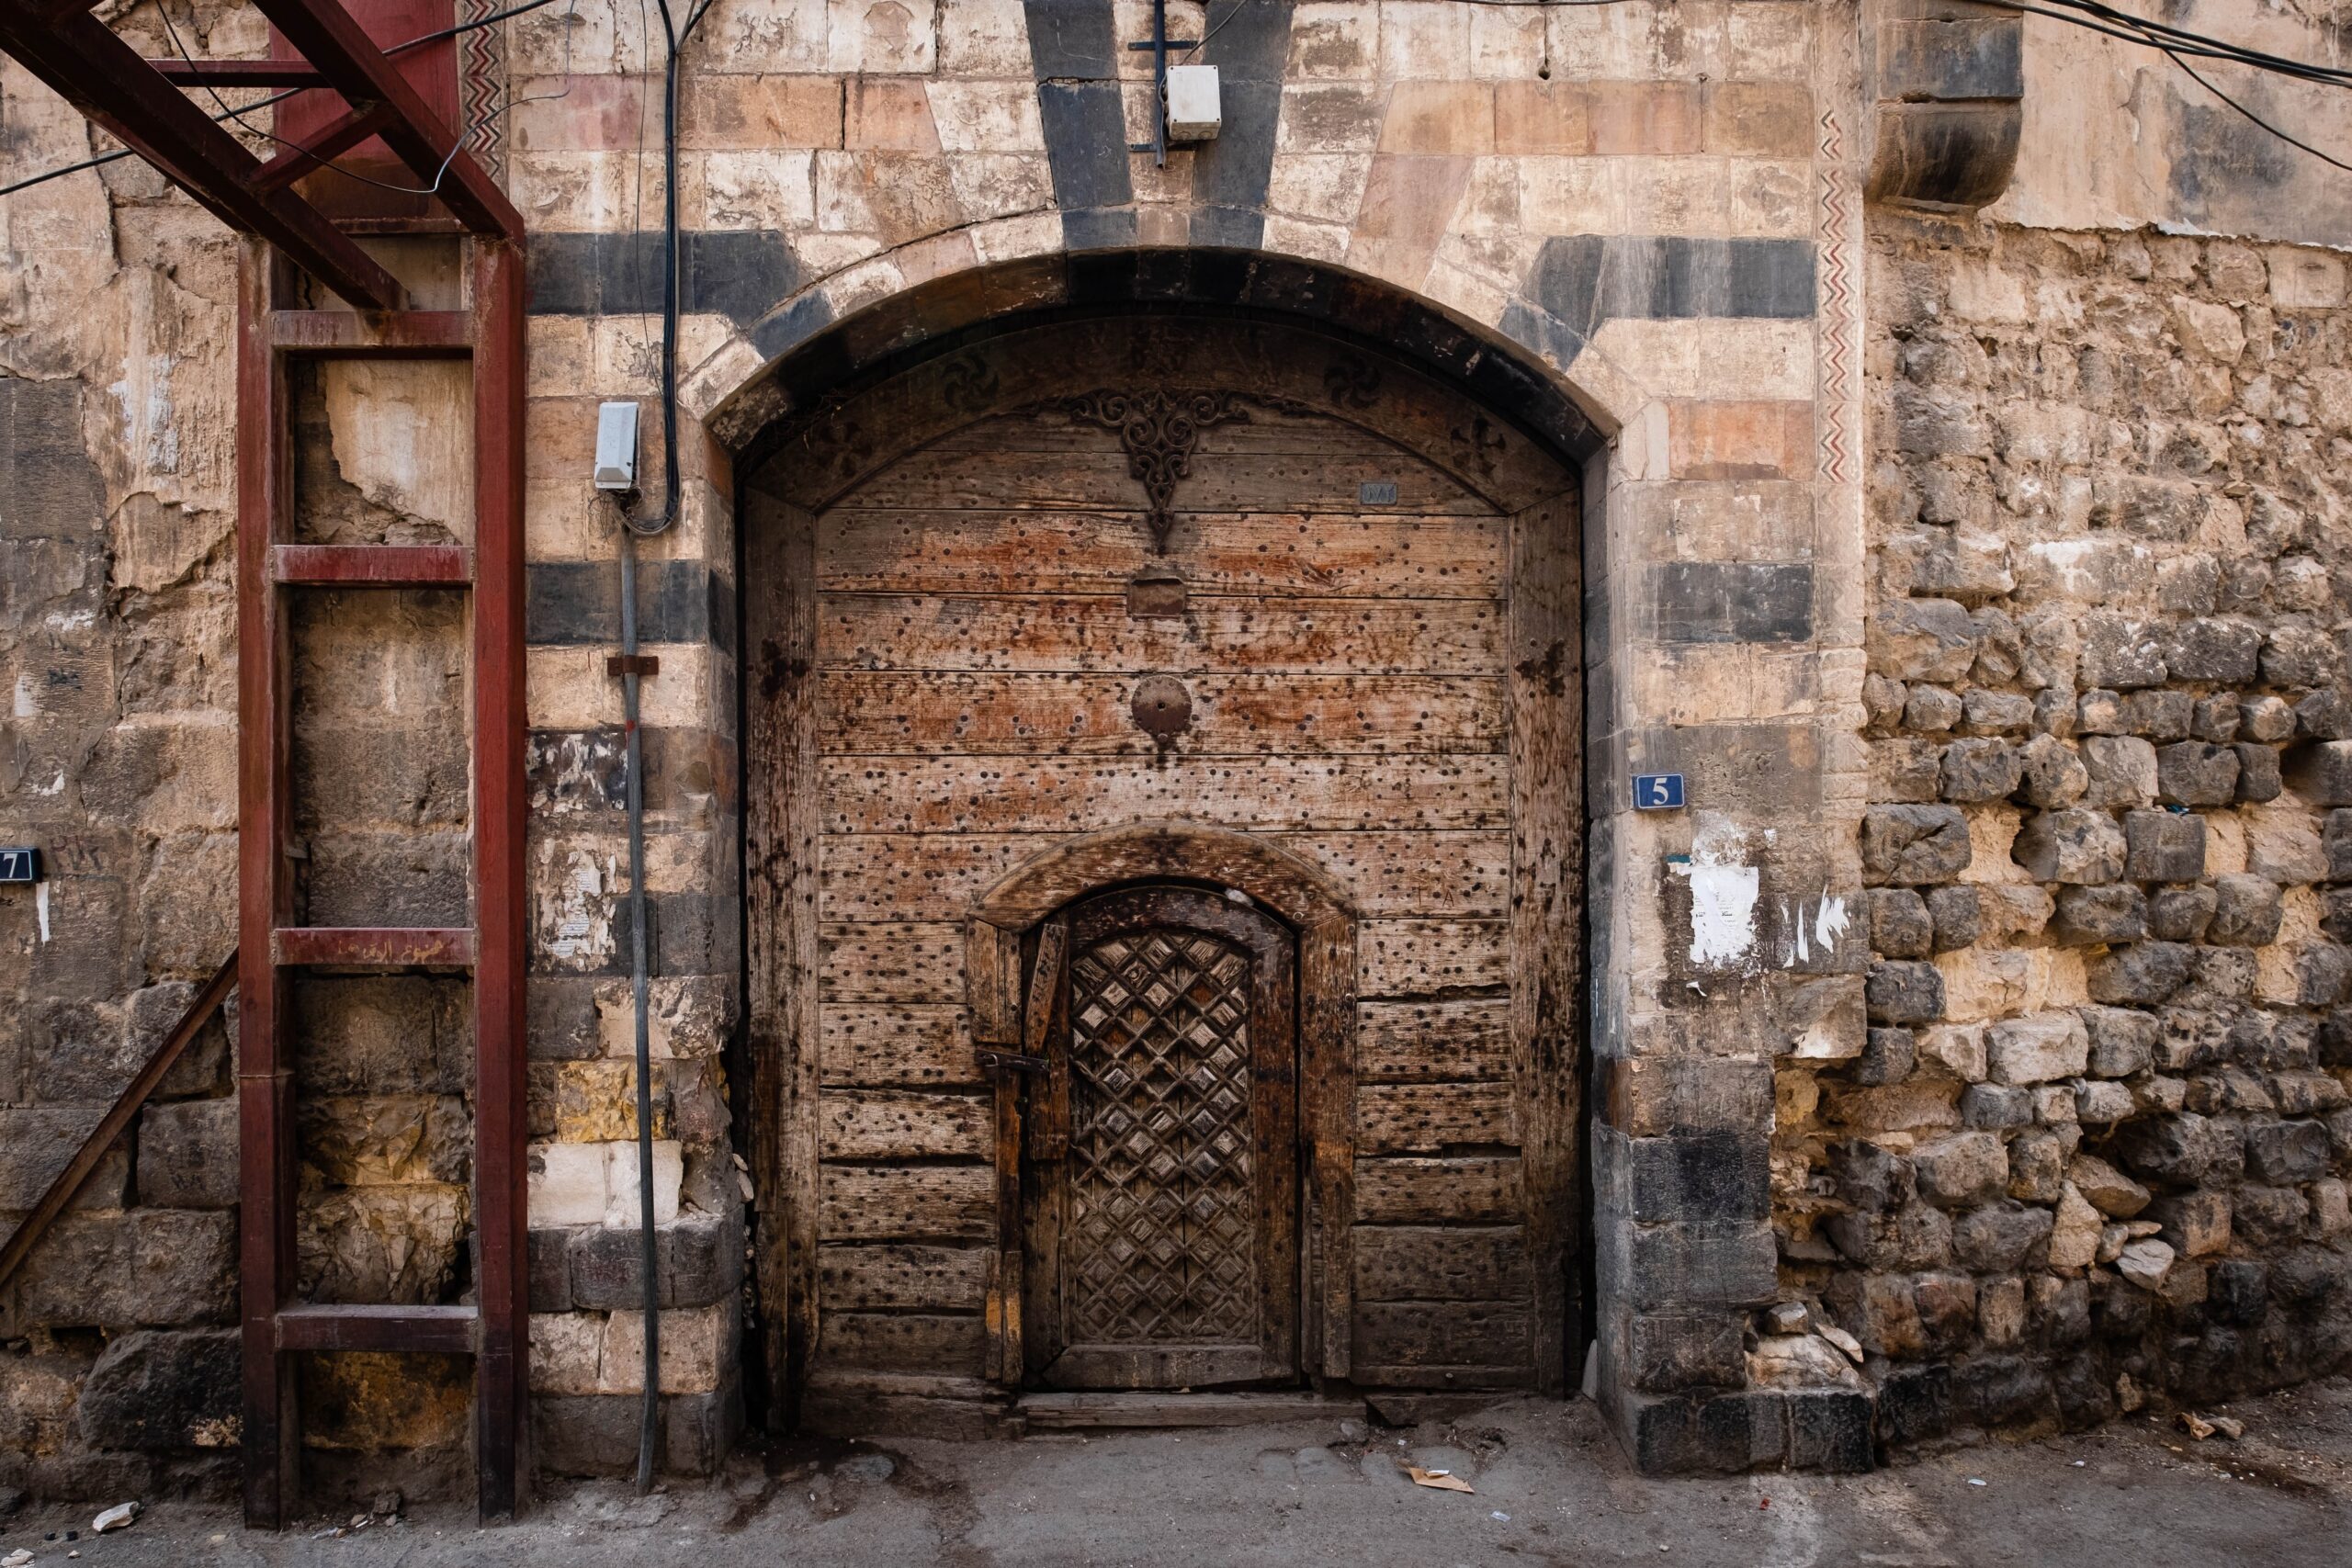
[1060,388,1250,552]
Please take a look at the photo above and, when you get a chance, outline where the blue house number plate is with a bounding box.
[0,847,39,883]
[1634,774,1685,811]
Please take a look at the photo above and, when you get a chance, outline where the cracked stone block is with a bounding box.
[2245,1119,2332,1184]
[2155,741,2240,807]
[2080,1006,2157,1077]
[2191,694,2241,744]
[2123,808,2205,881]
[1858,1027,1917,1087]
[1866,960,1946,1025]
[2149,1190,2233,1257]
[1962,1083,2034,1129]
[2080,735,2157,807]
[2079,614,2167,689]
[1905,683,1963,731]
[1954,1203,2054,1271]
[2233,743,2284,803]
[1963,689,2034,737]
[2077,690,2125,736]
[1927,886,1981,952]
[2113,1111,2233,1183]
[1869,887,1934,958]
[2289,740,2352,805]
[2013,807,2127,884]
[1862,805,1973,885]
[2241,694,2297,743]
[2052,885,2147,945]
[1987,1011,2090,1085]
[2148,884,2218,942]
[1941,738,2022,801]
[2119,689,2191,742]
[2164,618,2262,683]
[1869,597,1980,682]
[2208,874,2285,946]
[2016,734,2088,807]
[1913,1132,2007,1208]
[2085,942,2194,1005]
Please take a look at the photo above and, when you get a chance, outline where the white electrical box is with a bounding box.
[1166,63,1221,141]
[594,400,640,491]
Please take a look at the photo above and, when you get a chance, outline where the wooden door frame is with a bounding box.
[967,822,1359,1386]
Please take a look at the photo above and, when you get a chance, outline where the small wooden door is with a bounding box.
[1023,886,1299,1389]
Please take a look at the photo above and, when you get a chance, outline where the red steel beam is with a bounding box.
[273,926,478,968]
[146,59,325,87]
[276,1303,480,1354]
[270,543,473,586]
[0,11,404,310]
[252,98,395,195]
[266,308,473,355]
[250,0,523,240]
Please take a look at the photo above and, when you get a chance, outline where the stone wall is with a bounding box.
[1787,214,2352,1445]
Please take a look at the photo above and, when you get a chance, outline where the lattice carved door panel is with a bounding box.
[1024,886,1298,1390]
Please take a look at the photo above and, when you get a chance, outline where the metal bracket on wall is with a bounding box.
[1124,0,1197,166]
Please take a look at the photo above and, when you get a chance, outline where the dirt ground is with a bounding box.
[6,1378,2349,1568]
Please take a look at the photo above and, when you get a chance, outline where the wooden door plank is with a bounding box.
[838,447,1495,516]
[817,1243,990,1311]
[820,1089,991,1160]
[1356,998,1514,1083]
[819,1005,980,1087]
[1356,1083,1518,1155]
[818,1164,995,1241]
[819,509,1506,599]
[821,922,968,1001]
[819,1312,989,1374]
[1353,1225,1531,1303]
[820,755,1509,835]
[816,595,1501,675]
[1352,1156,1524,1224]
[818,671,1506,758]
[1359,919,1510,998]
[819,832,1510,922]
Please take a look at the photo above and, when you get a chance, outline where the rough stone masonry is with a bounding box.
[0,0,2348,1505]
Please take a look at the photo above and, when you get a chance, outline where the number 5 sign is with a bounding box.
[1633,773,1685,811]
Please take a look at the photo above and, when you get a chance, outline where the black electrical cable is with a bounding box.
[0,0,568,198]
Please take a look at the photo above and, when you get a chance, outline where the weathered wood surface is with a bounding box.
[817,1243,990,1311]
[818,594,1501,674]
[1352,1156,1524,1224]
[823,832,1509,921]
[830,919,1502,1002]
[1352,1301,1536,1387]
[1358,919,1508,997]
[820,510,1506,599]
[1019,1391,1366,1428]
[838,446,1493,516]
[818,1311,989,1373]
[1352,1225,1531,1302]
[820,1089,991,1160]
[1356,998,1513,1083]
[820,1004,978,1087]
[820,755,1508,834]
[819,1163,994,1241]
[1356,1083,1519,1154]
[820,672,1503,757]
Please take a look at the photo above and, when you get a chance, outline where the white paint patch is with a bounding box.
[35,882,51,942]
[13,672,37,718]
[1814,895,1851,954]
[1670,814,1760,969]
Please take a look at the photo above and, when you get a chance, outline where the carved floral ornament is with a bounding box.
[1057,388,1250,552]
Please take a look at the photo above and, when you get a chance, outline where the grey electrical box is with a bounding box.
[594,400,640,491]
[1166,63,1220,141]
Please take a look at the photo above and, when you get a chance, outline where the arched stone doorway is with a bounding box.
[740,306,1585,1435]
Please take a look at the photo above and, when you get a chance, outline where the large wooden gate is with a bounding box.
[743,314,1583,1432]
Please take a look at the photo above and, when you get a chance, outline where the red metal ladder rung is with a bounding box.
[270,544,474,587]
[275,1303,481,1355]
[272,927,477,969]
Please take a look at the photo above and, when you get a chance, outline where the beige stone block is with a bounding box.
[2171,297,2245,362]
[1267,152,1374,223]
[509,150,662,231]
[1419,258,1509,330]
[322,360,476,541]
[1956,805,2030,885]
[1380,1,1470,79]
[1260,214,1353,265]
[890,227,982,290]
[1278,83,1386,153]
[600,1303,734,1394]
[1589,320,1815,403]
[2256,889,2324,1008]
[1722,4,1813,81]
[793,232,891,276]
[694,0,830,73]
[681,334,766,425]
[604,1140,684,1229]
[926,79,1045,152]
[690,149,819,232]
[541,1060,673,1143]
[1668,400,1813,480]
[1289,3,1377,79]
[1469,4,1546,79]
[828,0,938,73]
[1519,155,1625,234]
[939,0,1034,75]
[1624,646,1826,728]
[1944,260,2031,325]
[824,255,912,320]
[511,75,652,154]
[1379,81,1494,154]
[1559,346,1648,435]
[595,976,737,1062]
[968,210,1065,264]
[1346,153,1474,286]
[1938,947,2043,1024]
[1494,81,1590,155]
[512,0,651,75]
[2204,811,2249,876]
[528,643,711,730]
[847,77,942,151]
[1589,81,1703,156]
[2267,246,2346,309]
[2244,801,2326,884]
[682,73,842,151]
[1702,80,1813,158]
[529,1139,611,1227]
[527,316,594,401]
[529,1310,607,1396]
[945,152,1053,221]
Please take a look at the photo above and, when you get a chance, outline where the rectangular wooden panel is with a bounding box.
[820,510,1505,599]
[1356,1083,1518,1154]
[819,1005,979,1087]
[819,832,1511,922]
[817,594,1501,675]
[820,1089,991,1159]
[820,755,1508,835]
[818,1311,989,1374]
[1352,1156,1524,1224]
[821,922,967,1001]
[1358,919,1510,998]
[819,1163,995,1241]
[1356,998,1514,1082]
[1352,1226,1531,1302]
[818,671,1505,758]
[1352,1302,1534,1386]
[838,447,1492,515]
[816,1243,990,1311]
